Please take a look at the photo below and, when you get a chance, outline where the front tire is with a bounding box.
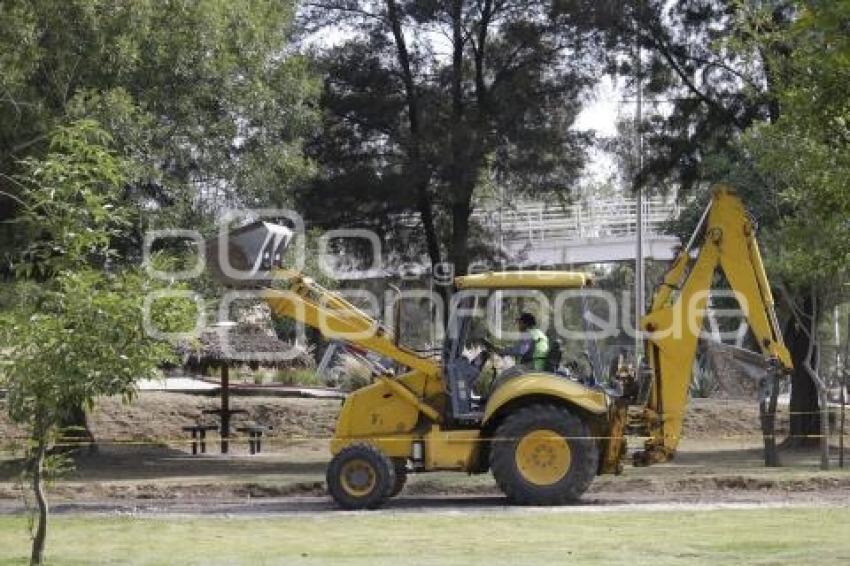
[326,444,396,510]
[490,404,597,505]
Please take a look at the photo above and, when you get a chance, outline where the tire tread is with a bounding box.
[490,404,597,505]
[326,443,396,510]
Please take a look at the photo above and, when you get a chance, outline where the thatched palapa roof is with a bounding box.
[178,323,312,367]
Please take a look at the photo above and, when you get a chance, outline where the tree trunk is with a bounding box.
[416,177,443,271]
[817,388,830,470]
[30,436,49,566]
[385,0,442,273]
[450,200,472,276]
[783,293,821,447]
[760,367,781,466]
[220,364,230,454]
[447,0,473,278]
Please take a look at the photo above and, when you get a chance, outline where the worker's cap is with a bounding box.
[516,313,537,326]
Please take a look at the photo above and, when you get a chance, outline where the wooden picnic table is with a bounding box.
[202,404,249,454]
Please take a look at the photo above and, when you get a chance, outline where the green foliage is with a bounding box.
[273,369,323,388]
[0,270,182,425]
[600,1,790,192]
[11,120,130,277]
[299,1,602,270]
[656,2,848,294]
[740,0,850,285]
[0,120,194,426]
[0,119,197,562]
[0,0,319,253]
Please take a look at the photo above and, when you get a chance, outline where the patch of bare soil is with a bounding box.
[682,398,789,440]
[39,479,328,501]
[86,392,340,444]
[2,393,339,453]
[2,394,781,447]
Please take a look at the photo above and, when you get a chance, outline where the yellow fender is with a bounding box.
[482,373,609,426]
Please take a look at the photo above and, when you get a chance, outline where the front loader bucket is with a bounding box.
[206,220,293,287]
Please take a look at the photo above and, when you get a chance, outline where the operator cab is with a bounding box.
[443,270,597,422]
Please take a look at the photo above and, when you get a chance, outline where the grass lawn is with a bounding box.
[0,507,848,565]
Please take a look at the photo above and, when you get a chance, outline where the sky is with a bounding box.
[573,75,625,186]
[574,75,621,138]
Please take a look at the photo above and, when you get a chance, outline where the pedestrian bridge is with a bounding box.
[472,196,681,265]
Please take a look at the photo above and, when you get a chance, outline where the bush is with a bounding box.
[273,369,323,387]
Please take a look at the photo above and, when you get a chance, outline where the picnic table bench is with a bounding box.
[202,407,249,453]
[181,423,218,455]
[184,409,271,455]
[236,424,273,455]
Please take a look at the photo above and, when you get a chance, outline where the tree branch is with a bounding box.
[642,26,747,131]
[385,0,442,267]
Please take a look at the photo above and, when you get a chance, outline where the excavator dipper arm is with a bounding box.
[636,185,792,464]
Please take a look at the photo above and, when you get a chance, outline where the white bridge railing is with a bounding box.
[391,195,682,266]
[473,197,680,247]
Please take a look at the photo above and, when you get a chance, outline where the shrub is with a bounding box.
[273,369,323,387]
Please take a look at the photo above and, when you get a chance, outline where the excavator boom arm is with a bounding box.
[263,270,441,377]
[638,185,792,462]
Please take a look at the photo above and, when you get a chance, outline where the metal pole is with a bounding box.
[635,195,644,319]
[634,0,645,357]
[841,315,848,467]
[835,306,841,369]
[841,353,846,468]
[220,364,230,454]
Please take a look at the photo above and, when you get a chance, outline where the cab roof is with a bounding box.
[453,271,592,290]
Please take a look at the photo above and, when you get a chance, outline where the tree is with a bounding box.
[615,0,844,445]
[0,0,319,265]
[298,0,605,276]
[740,0,850,459]
[0,121,193,564]
[598,1,795,192]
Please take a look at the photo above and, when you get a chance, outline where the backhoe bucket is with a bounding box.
[703,340,769,398]
[206,220,293,287]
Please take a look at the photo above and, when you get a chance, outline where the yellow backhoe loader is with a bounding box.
[210,184,792,509]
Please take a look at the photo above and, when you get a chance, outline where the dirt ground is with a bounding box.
[89,393,342,445]
[0,391,791,446]
[1,392,848,514]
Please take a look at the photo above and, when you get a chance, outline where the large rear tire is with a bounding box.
[490,404,597,505]
[326,444,396,510]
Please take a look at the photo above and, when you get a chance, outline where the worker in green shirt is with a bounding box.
[498,312,549,371]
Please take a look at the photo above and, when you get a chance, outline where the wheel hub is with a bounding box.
[515,429,571,486]
[340,459,377,496]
